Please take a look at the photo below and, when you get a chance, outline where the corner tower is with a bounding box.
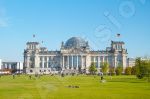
[24,42,40,73]
[111,41,128,69]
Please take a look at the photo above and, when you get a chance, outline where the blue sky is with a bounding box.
[0,0,150,61]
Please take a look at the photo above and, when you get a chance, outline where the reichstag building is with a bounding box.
[24,37,128,74]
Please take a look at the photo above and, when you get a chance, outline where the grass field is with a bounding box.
[0,75,150,99]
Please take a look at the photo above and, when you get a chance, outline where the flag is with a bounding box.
[33,34,35,38]
[117,33,121,37]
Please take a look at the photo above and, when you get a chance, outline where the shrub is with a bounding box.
[89,62,97,75]
[135,57,150,81]
[125,67,132,75]
[101,62,109,75]
[131,66,136,75]
[115,66,123,75]
[109,67,115,76]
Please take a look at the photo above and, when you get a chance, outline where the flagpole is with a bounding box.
[116,33,121,41]
[33,34,35,42]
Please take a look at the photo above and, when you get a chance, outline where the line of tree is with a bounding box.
[89,58,150,82]
[89,62,124,76]
[88,62,138,76]
[135,58,150,81]
[89,62,97,75]
[101,62,109,74]
[115,66,123,75]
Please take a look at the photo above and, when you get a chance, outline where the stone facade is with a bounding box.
[0,59,1,70]
[24,37,128,74]
[0,60,23,73]
[127,58,135,67]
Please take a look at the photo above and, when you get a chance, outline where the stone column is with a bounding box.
[62,56,64,70]
[98,56,100,68]
[114,55,117,68]
[17,62,19,70]
[4,64,6,69]
[47,57,49,68]
[122,54,127,69]
[93,56,95,63]
[85,55,90,73]
[103,56,105,63]
[42,57,44,68]
[76,55,79,70]
[34,55,39,68]
[67,55,69,69]
[81,56,84,69]
[71,55,73,70]
[34,55,39,73]
[27,56,30,68]
[9,64,11,69]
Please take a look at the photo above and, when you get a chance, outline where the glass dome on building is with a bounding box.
[65,37,88,48]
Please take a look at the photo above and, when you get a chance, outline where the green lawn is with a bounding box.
[0,75,150,99]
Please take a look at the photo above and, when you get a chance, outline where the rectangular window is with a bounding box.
[40,62,42,68]
[44,57,47,61]
[91,56,94,62]
[40,57,42,61]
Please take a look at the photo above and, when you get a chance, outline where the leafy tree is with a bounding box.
[147,60,150,82]
[141,60,150,82]
[115,66,123,75]
[135,58,142,78]
[101,62,109,74]
[125,67,132,75]
[131,66,136,75]
[135,57,150,81]
[89,62,97,75]
[109,67,115,76]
